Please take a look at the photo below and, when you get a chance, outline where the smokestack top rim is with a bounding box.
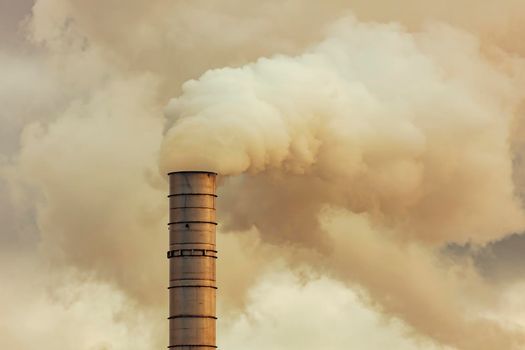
[167,170,218,175]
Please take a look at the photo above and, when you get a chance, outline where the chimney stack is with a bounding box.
[167,171,218,349]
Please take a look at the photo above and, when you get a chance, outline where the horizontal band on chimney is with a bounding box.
[168,193,218,198]
[167,249,217,258]
[168,256,217,260]
[170,278,215,282]
[167,170,217,175]
[170,206,215,210]
[167,285,218,290]
[168,315,217,320]
[170,242,215,246]
[168,221,217,226]
[167,345,217,349]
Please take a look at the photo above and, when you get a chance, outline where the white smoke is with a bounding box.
[160,17,525,349]
[4,1,525,349]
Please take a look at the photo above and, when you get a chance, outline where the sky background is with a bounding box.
[3,1,525,349]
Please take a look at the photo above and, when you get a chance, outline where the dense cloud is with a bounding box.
[4,1,525,349]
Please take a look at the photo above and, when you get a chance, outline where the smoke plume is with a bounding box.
[160,17,525,349]
[4,1,525,350]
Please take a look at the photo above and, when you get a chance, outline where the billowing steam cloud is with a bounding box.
[4,1,525,350]
[161,17,525,349]
[161,19,525,246]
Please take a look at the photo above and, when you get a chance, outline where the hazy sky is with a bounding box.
[3,1,525,349]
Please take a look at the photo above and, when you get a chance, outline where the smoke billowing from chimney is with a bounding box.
[6,2,525,349]
[160,18,525,349]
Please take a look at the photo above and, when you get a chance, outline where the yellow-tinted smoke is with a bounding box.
[160,18,525,349]
[4,1,525,349]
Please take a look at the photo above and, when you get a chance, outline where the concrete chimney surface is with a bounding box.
[167,171,218,349]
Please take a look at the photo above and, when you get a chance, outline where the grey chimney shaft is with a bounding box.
[167,171,217,349]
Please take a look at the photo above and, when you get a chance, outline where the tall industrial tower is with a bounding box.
[167,171,218,349]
